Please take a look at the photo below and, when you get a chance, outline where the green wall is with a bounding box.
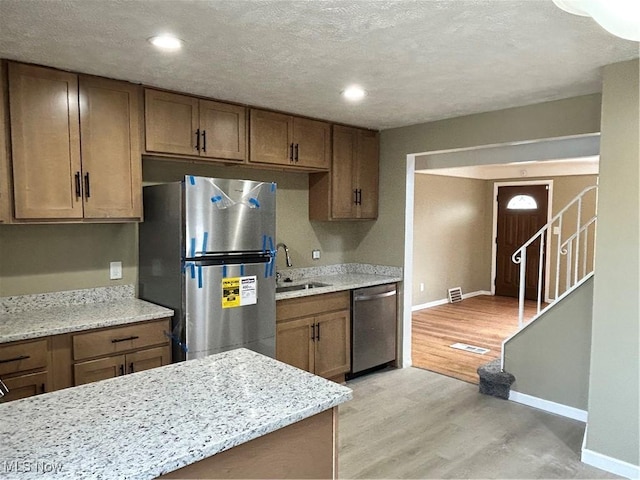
[586,59,639,467]
[504,276,594,410]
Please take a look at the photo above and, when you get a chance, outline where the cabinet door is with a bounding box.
[1,371,48,402]
[79,76,142,219]
[330,125,357,219]
[292,117,330,170]
[313,310,350,379]
[199,100,246,161]
[74,355,125,386]
[276,318,314,373]
[0,62,11,223]
[356,129,379,219]
[145,89,199,156]
[9,62,83,219]
[249,109,292,166]
[126,345,171,374]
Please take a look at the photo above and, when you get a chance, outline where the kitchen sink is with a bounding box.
[276,282,330,293]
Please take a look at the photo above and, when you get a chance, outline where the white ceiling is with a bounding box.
[0,0,637,130]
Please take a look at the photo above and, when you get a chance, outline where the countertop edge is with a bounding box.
[275,274,402,301]
[154,392,352,478]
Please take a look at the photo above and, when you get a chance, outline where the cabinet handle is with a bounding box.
[75,172,82,199]
[353,189,358,205]
[289,143,294,162]
[294,143,299,162]
[0,355,30,364]
[129,362,134,374]
[195,129,200,151]
[202,130,207,153]
[316,323,320,341]
[357,189,362,205]
[40,383,46,394]
[311,323,316,341]
[111,335,140,343]
[84,173,90,198]
[119,364,125,376]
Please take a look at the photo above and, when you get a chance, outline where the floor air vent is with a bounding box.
[448,287,463,303]
[450,343,490,355]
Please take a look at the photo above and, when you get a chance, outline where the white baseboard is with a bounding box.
[508,390,588,422]
[582,446,640,479]
[412,290,492,312]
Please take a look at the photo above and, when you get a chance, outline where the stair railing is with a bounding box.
[512,185,598,327]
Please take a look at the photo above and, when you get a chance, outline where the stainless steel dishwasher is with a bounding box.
[350,283,397,377]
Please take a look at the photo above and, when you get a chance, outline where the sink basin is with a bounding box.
[276,282,330,293]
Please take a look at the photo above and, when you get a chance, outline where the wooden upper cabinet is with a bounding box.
[355,128,379,220]
[9,62,83,219]
[79,75,142,219]
[145,90,198,156]
[144,89,246,162]
[249,109,330,171]
[309,124,379,220]
[0,62,12,223]
[7,62,142,222]
[199,99,246,161]
[292,116,330,169]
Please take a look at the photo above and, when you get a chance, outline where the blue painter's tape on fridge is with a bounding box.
[190,263,196,279]
[202,231,209,254]
[197,265,203,288]
[211,195,222,203]
[271,183,276,192]
[222,265,228,278]
[190,238,196,258]
[189,175,196,185]
[240,264,245,276]
[249,198,260,208]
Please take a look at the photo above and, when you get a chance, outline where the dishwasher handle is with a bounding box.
[354,290,396,302]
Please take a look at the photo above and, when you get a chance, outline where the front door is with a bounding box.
[495,184,549,300]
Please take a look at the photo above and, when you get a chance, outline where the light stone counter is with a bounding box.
[0,295,174,344]
[0,348,352,480]
[276,272,402,301]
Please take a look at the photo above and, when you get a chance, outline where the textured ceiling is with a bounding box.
[0,0,637,130]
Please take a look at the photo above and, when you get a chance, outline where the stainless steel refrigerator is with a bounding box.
[139,176,276,362]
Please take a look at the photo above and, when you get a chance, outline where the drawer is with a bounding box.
[0,339,48,376]
[1,371,48,402]
[277,291,350,322]
[72,319,170,361]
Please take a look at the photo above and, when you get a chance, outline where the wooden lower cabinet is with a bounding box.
[276,292,350,380]
[0,337,50,402]
[159,407,337,479]
[1,371,48,402]
[74,345,171,385]
[0,318,172,402]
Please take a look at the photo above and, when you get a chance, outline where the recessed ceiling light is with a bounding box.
[148,34,183,52]
[341,85,367,102]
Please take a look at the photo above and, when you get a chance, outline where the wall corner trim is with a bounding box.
[508,390,588,422]
[411,290,492,311]
[581,445,640,479]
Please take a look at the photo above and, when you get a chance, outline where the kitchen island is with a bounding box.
[0,348,352,479]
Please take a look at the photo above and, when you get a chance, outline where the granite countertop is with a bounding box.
[275,272,402,300]
[0,348,352,480]
[0,298,174,344]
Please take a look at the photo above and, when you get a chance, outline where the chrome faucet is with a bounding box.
[276,242,292,268]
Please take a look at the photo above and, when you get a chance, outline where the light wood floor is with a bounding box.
[339,367,619,479]
[412,295,539,384]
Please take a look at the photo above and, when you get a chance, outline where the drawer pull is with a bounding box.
[0,355,30,364]
[129,362,134,374]
[111,336,140,344]
[119,364,125,376]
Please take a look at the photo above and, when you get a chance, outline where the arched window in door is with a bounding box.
[507,194,538,210]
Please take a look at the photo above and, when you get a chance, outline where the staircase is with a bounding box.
[479,185,598,398]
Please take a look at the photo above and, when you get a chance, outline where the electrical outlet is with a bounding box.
[420,282,425,292]
[110,261,122,280]
[312,250,321,260]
